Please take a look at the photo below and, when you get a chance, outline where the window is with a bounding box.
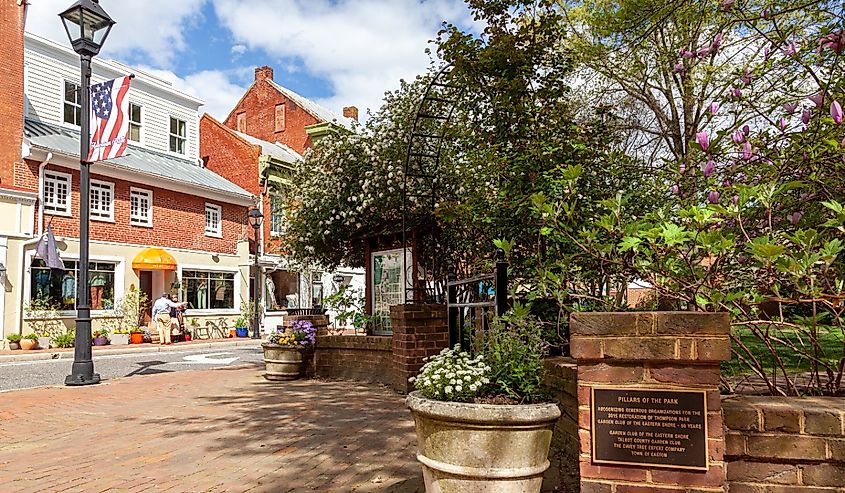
[270,192,285,235]
[205,203,222,237]
[90,180,114,222]
[274,104,286,132]
[63,81,81,126]
[130,187,153,226]
[31,260,116,311]
[182,270,235,310]
[128,103,142,142]
[169,117,186,154]
[43,171,71,216]
[237,112,246,132]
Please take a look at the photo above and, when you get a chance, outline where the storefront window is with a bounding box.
[30,260,116,311]
[182,270,235,310]
[265,270,300,310]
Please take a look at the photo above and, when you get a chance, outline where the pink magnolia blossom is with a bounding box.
[702,160,715,178]
[742,141,753,160]
[711,33,723,52]
[763,47,771,60]
[802,109,812,124]
[721,0,735,9]
[708,191,721,204]
[731,87,742,98]
[683,50,696,59]
[782,41,797,57]
[742,125,750,136]
[819,31,845,54]
[831,101,843,124]
[740,69,753,85]
[731,130,745,144]
[696,132,710,152]
[783,102,798,114]
[697,47,710,58]
[674,62,685,73]
[671,184,680,195]
[732,195,740,206]
[709,102,720,115]
[679,163,686,174]
[778,117,787,131]
[788,212,803,225]
[809,92,825,108]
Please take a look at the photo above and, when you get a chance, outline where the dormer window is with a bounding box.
[169,116,186,154]
[63,81,82,126]
[128,103,142,143]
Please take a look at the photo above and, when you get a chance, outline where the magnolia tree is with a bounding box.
[545,0,845,395]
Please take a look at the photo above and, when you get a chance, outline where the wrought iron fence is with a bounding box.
[447,249,508,349]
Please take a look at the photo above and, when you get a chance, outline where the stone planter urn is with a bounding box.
[406,391,560,493]
[261,343,305,381]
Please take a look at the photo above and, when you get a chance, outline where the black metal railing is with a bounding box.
[447,249,508,349]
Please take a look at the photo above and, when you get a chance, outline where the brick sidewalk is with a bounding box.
[0,367,423,492]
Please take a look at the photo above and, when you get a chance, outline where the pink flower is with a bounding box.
[731,130,745,144]
[679,163,686,174]
[783,102,798,114]
[802,109,812,124]
[831,101,843,124]
[709,102,720,115]
[732,195,739,206]
[778,117,787,131]
[708,191,721,204]
[671,184,680,195]
[697,47,711,58]
[762,9,770,20]
[721,0,735,9]
[674,62,685,73]
[702,160,715,178]
[742,141,753,160]
[819,31,845,54]
[732,87,742,98]
[763,47,771,60]
[740,69,753,85]
[809,92,825,108]
[711,33,723,52]
[696,132,710,152]
[742,125,750,136]
[683,50,696,59]
[782,41,797,57]
[788,212,803,225]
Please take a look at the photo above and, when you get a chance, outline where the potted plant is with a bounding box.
[129,327,145,344]
[183,325,193,342]
[6,333,22,350]
[406,306,560,493]
[234,317,248,338]
[52,330,75,348]
[20,333,39,350]
[92,329,109,346]
[111,328,130,345]
[261,320,316,380]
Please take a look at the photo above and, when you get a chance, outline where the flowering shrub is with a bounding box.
[410,344,491,402]
[267,320,316,347]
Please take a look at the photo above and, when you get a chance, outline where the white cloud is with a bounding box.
[134,66,248,120]
[25,0,206,67]
[211,0,478,117]
[231,44,247,55]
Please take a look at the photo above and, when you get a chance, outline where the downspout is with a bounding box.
[37,152,52,236]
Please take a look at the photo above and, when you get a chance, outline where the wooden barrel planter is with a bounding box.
[261,344,305,381]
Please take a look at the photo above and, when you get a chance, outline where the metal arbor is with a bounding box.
[401,64,465,304]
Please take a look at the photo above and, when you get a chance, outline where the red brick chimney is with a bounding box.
[0,0,26,185]
[255,66,274,82]
[343,106,359,122]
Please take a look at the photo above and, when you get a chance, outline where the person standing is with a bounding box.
[151,293,186,345]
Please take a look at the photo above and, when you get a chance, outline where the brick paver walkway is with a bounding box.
[0,366,423,492]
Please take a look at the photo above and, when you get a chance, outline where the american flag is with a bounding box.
[88,75,131,162]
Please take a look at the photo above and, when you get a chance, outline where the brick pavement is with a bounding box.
[0,366,424,492]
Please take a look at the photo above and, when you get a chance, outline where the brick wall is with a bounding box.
[543,357,581,492]
[223,66,321,156]
[0,0,25,185]
[571,311,730,493]
[389,304,450,394]
[724,396,845,491]
[17,160,247,254]
[313,335,393,385]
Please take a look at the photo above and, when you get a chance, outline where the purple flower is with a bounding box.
[731,130,745,144]
[671,184,680,195]
[809,92,825,108]
[788,212,803,225]
[708,191,721,204]
[711,33,723,52]
[783,102,798,114]
[721,0,735,10]
[709,102,720,115]
[819,31,845,54]
[782,41,797,56]
[763,47,771,60]
[740,69,753,85]
[702,160,715,178]
[732,195,739,206]
[674,62,685,73]
[742,141,753,160]
[679,162,686,174]
[697,47,710,58]
[778,117,787,131]
[762,9,770,20]
[696,132,710,152]
[802,109,812,124]
[683,50,696,59]
[831,100,843,124]
[742,125,750,136]
[731,87,742,98]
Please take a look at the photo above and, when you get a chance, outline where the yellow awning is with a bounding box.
[132,248,177,271]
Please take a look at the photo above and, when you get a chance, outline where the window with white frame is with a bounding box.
[270,192,285,235]
[205,203,222,237]
[90,180,114,221]
[130,188,153,226]
[31,259,117,311]
[169,116,186,154]
[43,171,71,215]
[128,103,142,142]
[63,81,81,126]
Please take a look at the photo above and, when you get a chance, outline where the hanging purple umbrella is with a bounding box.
[33,225,65,272]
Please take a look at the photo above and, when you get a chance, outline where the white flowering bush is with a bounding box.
[410,344,490,402]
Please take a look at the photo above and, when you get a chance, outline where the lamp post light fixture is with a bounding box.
[59,0,115,386]
[247,207,264,340]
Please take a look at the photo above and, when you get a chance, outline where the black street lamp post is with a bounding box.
[59,0,114,386]
[247,208,264,339]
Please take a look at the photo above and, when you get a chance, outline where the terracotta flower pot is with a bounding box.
[406,392,560,493]
[20,339,38,350]
[261,344,305,381]
[130,333,145,344]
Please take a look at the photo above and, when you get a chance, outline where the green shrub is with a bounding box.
[52,331,75,348]
[6,333,21,343]
[24,333,38,341]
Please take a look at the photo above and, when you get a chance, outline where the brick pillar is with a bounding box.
[390,304,449,394]
[571,311,730,493]
[0,0,26,185]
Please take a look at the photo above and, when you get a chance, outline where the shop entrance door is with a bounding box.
[139,270,152,326]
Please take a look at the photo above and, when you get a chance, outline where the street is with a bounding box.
[0,344,264,392]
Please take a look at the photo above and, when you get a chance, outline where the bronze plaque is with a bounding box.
[591,387,708,470]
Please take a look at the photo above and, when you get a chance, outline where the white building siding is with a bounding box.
[23,34,202,159]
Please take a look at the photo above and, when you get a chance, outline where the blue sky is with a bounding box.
[26,0,479,120]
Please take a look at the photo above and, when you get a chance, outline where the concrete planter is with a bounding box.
[407,391,560,493]
[111,333,129,345]
[261,344,305,381]
[37,336,51,349]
